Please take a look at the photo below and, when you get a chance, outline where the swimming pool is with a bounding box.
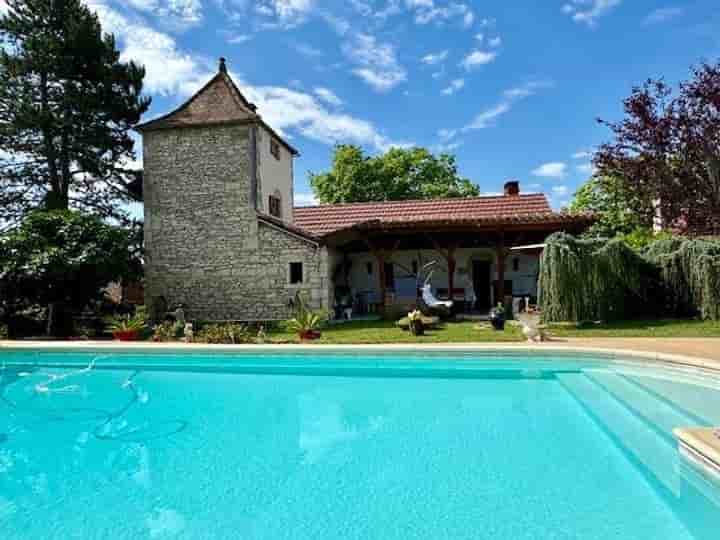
[1,348,719,539]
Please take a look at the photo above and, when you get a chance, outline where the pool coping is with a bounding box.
[2,340,719,374]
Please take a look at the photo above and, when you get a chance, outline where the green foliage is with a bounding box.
[538,233,650,323]
[107,309,146,333]
[195,323,251,344]
[285,292,327,334]
[309,145,479,204]
[0,210,138,334]
[643,239,720,321]
[0,0,151,225]
[153,321,185,342]
[569,176,651,238]
[0,323,7,339]
[539,233,720,322]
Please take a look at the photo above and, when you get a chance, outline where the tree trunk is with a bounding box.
[46,302,55,337]
[39,70,65,210]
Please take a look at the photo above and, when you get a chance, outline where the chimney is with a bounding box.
[504,180,520,196]
[219,57,227,74]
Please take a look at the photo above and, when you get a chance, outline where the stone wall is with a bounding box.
[143,123,328,321]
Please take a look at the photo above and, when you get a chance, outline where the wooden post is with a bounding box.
[376,252,386,313]
[427,235,459,301]
[362,236,401,313]
[495,234,506,306]
[447,246,457,299]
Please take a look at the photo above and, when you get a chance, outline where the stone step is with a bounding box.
[558,372,679,495]
[625,374,720,427]
[585,370,698,443]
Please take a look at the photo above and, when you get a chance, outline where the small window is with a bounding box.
[366,262,373,275]
[269,195,281,218]
[412,261,419,275]
[513,258,520,272]
[290,262,303,284]
[270,139,280,160]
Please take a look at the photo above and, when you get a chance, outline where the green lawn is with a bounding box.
[548,319,720,338]
[264,318,720,344]
[268,320,524,344]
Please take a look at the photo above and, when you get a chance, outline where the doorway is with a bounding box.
[472,260,492,310]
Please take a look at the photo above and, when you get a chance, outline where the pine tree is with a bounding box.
[0,0,151,227]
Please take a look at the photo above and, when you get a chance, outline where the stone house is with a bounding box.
[138,60,594,322]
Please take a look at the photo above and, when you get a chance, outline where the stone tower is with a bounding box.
[138,59,329,321]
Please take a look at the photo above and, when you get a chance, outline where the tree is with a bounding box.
[310,145,479,204]
[569,175,651,238]
[595,62,720,235]
[0,0,151,227]
[0,210,139,335]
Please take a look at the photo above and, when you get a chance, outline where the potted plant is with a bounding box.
[286,292,325,341]
[108,312,146,341]
[490,302,506,331]
[407,310,425,336]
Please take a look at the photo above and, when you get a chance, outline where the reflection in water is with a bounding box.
[146,507,187,538]
[0,361,187,444]
[298,393,385,465]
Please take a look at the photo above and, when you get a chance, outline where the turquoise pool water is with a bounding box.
[1,350,719,539]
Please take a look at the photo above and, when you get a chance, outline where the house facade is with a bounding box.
[138,60,593,322]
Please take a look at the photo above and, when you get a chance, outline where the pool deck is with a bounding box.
[2,338,720,372]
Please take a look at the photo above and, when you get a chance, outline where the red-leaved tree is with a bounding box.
[595,62,720,236]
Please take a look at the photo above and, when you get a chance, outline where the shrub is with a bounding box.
[539,233,720,322]
[195,323,251,344]
[153,321,185,342]
[285,291,328,335]
[0,324,7,339]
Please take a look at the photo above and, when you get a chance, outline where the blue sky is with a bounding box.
[79,0,720,209]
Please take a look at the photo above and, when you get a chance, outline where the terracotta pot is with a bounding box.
[113,329,140,341]
[299,330,321,341]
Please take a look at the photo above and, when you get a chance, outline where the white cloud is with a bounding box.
[294,42,323,57]
[533,162,568,179]
[407,1,475,28]
[576,163,596,175]
[225,33,252,44]
[294,192,318,206]
[552,185,570,196]
[87,1,407,153]
[313,87,343,107]
[460,50,497,70]
[488,36,502,47]
[562,0,622,26]
[572,150,592,159]
[0,0,9,14]
[343,33,407,92]
[88,1,211,96]
[422,50,449,65]
[463,103,511,130]
[256,0,314,28]
[319,11,351,35]
[125,0,203,28]
[441,78,465,95]
[438,128,457,140]
[643,7,684,25]
[449,80,552,134]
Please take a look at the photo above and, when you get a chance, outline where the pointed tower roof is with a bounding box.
[136,58,298,155]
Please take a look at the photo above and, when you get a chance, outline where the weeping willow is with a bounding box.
[538,233,647,322]
[643,239,720,321]
[538,233,720,322]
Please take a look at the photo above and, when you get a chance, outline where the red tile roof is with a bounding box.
[293,194,590,237]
